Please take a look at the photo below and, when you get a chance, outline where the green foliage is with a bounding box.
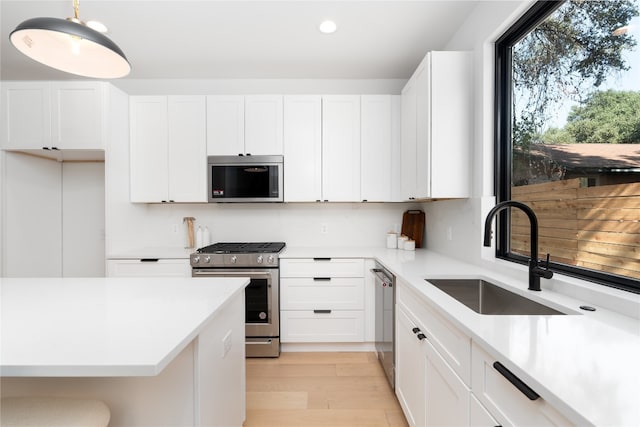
[541,127,575,144]
[564,90,640,143]
[512,0,638,148]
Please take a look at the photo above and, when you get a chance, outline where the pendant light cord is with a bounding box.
[73,0,80,20]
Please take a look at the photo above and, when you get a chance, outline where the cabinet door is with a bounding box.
[414,54,431,199]
[51,82,105,149]
[130,96,169,202]
[322,95,361,202]
[206,95,244,156]
[0,82,51,149]
[400,77,417,201]
[430,51,472,198]
[106,259,191,277]
[280,310,364,343]
[361,95,392,202]
[244,95,283,155]
[396,306,426,427]
[424,336,470,426]
[283,95,322,202]
[168,96,207,202]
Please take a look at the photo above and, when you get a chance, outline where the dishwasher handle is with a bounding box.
[371,268,394,287]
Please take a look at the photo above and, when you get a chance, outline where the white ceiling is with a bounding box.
[0,1,479,80]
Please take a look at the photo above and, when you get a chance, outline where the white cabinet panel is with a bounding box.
[106,259,191,277]
[281,258,364,278]
[167,96,207,202]
[245,95,283,155]
[51,82,105,149]
[130,96,206,203]
[280,277,364,310]
[130,96,169,203]
[283,95,322,202]
[400,51,472,200]
[361,95,392,202]
[396,305,426,427]
[1,81,106,151]
[470,394,500,427]
[280,310,364,343]
[206,95,244,156]
[322,95,361,202]
[1,82,51,149]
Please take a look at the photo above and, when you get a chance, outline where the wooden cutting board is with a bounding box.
[401,210,425,248]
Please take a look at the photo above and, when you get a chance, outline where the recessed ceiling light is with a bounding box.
[319,20,337,34]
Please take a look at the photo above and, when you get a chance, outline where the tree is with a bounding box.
[512,0,638,148]
[565,90,640,143]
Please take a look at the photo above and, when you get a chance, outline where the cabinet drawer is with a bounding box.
[281,277,364,310]
[281,310,364,342]
[281,258,364,278]
[106,259,191,277]
[471,343,574,427]
[397,281,471,386]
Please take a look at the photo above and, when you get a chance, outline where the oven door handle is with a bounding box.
[193,271,272,279]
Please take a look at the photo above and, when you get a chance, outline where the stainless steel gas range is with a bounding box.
[191,242,285,357]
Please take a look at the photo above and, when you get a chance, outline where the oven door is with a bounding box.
[192,268,279,339]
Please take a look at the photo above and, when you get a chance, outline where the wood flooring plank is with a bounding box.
[336,362,386,377]
[244,409,392,426]
[246,363,337,378]
[246,391,308,410]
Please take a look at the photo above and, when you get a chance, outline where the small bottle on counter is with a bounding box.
[386,232,397,249]
[196,226,203,249]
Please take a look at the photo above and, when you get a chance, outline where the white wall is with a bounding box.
[105,79,411,255]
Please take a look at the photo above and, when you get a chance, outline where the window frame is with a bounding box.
[494,0,640,294]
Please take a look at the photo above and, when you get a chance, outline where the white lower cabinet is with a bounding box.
[280,258,365,343]
[396,292,469,427]
[471,343,574,427]
[470,394,500,427]
[106,259,191,277]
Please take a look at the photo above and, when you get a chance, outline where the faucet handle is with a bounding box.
[540,253,553,279]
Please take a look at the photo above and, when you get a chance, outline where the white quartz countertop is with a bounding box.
[282,246,640,427]
[0,277,248,377]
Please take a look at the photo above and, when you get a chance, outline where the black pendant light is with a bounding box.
[10,0,130,79]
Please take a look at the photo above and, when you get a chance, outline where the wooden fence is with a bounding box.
[511,178,640,280]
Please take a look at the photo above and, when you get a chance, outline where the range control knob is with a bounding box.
[257,255,264,264]
[231,255,237,264]
[192,256,200,264]
[204,256,211,263]
[267,255,275,264]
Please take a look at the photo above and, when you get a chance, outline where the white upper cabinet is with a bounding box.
[283,95,322,202]
[244,95,283,155]
[130,96,206,203]
[206,95,283,156]
[361,95,401,202]
[1,81,106,152]
[401,51,473,200]
[322,95,361,202]
[206,95,244,156]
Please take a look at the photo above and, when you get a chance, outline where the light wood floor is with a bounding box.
[244,352,408,427]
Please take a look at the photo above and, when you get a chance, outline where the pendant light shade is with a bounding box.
[10,5,130,79]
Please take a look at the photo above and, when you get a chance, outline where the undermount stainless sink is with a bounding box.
[426,279,565,315]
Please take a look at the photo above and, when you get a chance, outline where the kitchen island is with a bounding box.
[0,277,248,426]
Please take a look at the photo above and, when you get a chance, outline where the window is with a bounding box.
[495,0,640,293]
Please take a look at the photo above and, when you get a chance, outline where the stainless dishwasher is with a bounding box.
[372,263,395,389]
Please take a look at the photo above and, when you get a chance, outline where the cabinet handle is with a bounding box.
[411,327,421,334]
[313,309,332,314]
[169,200,175,203]
[43,146,50,150]
[140,258,159,262]
[493,362,540,401]
[416,333,427,341]
[313,257,332,261]
[313,277,331,281]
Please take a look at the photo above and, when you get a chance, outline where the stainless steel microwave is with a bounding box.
[208,155,283,202]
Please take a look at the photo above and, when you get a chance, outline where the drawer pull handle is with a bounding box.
[416,333,427,341]
[313,309,332,314]
[140,258,159,262]
[493,362,540,401]
[313,257,332,261]
[313,277,331,281]
[411,327,421,334]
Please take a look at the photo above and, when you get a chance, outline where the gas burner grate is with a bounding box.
[197,242,286,254]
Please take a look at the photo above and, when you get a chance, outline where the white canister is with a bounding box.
[386,232,397,249]
[404,239,415,251]
[397,235,408,248]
